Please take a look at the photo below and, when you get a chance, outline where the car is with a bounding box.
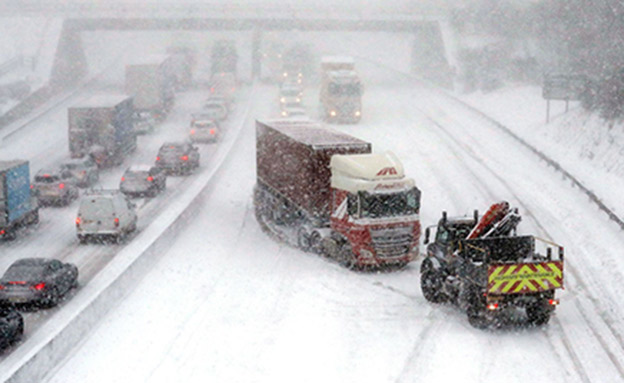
[59,157,99,188]
[76,190,138,243]
[32,169,80,206]
[279,85,303,105]
[0,258,78,309]
[155,142,200,175]
[133,111,156,135]
[209,71,237,102]
[280,80,303,97]
[200,100,228,121]
[189,118,219,143]
[120,165,167,198]
[280,102,306,118]
[0,307,23,351]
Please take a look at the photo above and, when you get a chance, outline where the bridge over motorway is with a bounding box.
[4,1,453,90]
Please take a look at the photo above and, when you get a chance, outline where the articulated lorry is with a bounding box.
[0,160,39,240]
[421,202,564,328]
[254,120,421,269]
[68,95,136,168]
[125,56,175,120]
[319,56,362,124]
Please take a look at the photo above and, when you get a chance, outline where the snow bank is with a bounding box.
[460,85,624,218]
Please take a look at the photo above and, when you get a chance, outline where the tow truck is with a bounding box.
[421,201,564,328]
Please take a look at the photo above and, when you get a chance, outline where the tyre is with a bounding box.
[308,230,322,254]
[78,234,87,244]
[336,242,356,269]
[297,227,310,251]
[466,287,488,329]
[420,269,447,303]
[526,302,552,326]
[43,287,60,308]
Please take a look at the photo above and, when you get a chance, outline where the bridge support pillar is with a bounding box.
[411,21,453,89]
[50,21,88,89]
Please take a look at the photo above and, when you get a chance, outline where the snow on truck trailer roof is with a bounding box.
[257,120,369,149]
[71,94,132,109]
[321,56,354,64]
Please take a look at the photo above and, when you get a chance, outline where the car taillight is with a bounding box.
[190,129,196,135]
[181,155,188,161]
[59,183,65,189]
[486,303,499,310]
[0,229,5,235]
[75,217,81,226]
[156,156,160,161]
[209,129,216,135]
[210,87,215,92]
[549,299,559,306]
[0,285,4,290]
[32,282,45,291]
[147,176,154,182]
[114,217,120,227]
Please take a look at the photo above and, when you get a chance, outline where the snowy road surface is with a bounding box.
[45,63,624,383]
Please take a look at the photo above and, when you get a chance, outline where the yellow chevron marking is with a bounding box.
[488,262,563,294]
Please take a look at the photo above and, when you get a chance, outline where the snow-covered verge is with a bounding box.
[459,85,624,218]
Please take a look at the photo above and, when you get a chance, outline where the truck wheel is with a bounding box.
[309,230,322,254]
[466,288,488,329]
[2,229,17,241]
[337,242,356,269]
[526,302,552,326]
[297,227,311,251]
[421,269,447,303]
[30,210,39,225]
[78,235,87,244]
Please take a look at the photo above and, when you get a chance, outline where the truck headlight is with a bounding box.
[360,249,374,259]
[296,98,301,103]
[330,110,337,117]
[283,72,288,77]
[280,97,286,103]
[281,111,287,116]
[355,111,361,117]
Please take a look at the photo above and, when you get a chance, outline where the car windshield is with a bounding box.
[359,188,420,219]
[4,265,45,280]
[329,83,361,96]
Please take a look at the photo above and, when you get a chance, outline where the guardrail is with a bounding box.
[0,84,255,383]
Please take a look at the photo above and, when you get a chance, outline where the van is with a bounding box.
[75,190,138,243]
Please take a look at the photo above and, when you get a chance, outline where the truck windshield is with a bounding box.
[329,83,361,96]
[359,188,420,219]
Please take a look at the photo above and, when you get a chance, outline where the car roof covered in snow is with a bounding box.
[126,165,154,172]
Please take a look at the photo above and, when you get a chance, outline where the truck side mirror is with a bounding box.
[424,227,430,245]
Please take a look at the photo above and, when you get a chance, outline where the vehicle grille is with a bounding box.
[370,226,413,258]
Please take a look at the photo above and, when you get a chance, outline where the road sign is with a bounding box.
[543,74,588,101]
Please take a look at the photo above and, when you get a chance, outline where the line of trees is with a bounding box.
[453,0,624,119]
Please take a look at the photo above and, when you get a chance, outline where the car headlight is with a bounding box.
[283,72,288,77]
[330,110,337,117]
[281,111,287,116]
[280,97,286,103]
[296,98,301,103]
[355,111,361,117]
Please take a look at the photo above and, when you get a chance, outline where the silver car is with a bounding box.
[32,169,79,206]
[60,158,99,188]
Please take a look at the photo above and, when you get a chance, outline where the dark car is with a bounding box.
[32,169,80,206]
[120,165,166,198]
[0,258,79,309]
[155,142,200,175]
[0,307,23,351]
[60,157,99,188]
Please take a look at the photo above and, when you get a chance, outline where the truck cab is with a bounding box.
[324,152,421,268]
[319,57,362,124]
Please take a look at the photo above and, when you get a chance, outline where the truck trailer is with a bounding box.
[254,119,421,269]
[319,56,362,124]
[68,95,137,168]
[125,55,175,120]
[0,160,39,240]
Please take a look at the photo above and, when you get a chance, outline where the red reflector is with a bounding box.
[147,176,154,182]
[30,184,34,189]
[32,283,45,291]
[181,155,188,161]
[121,177,125,182]
[59,183,65,189]
[549,299,559,306]
[114,217,120,227]
[156,156,160,161]
[487,303,499,310]
[209,129,216,135]
[9,281,26,285]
